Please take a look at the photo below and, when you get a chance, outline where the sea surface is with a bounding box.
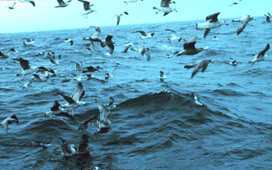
[0,17,272,170]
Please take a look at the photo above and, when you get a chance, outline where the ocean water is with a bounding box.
[0,17,272,170]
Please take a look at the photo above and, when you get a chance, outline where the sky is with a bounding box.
[0,0,271,33]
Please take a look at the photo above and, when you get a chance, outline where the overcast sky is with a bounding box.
[0,0,270,33]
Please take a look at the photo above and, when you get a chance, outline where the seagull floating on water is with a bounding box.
[64,38,73,46]
[249,44,270,64]
[174,36,205,56]
[184,60,213,79]
[196,12,226,38]
[153,0,177,16]
[229,58,237,66]
[0,115,19,132]
[158,71,167,82]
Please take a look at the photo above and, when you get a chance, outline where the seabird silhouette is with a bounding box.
[196,12,226,38]
[82,66,102,73]
[105,67,117,80]
[116,11,129,26]
[249,44,270,64]
[13,57,38,78]
[84,26,105,47]
[64,38,73,46]
[132,30,154,39]
[174,36,205,56]
[94,98,112,134]
[184,60,213,79]
[0,51,9,59]
[153,0,177,16]
[264,12,271,22]
[55,0,72,8]
[138,45,151,61]
[0,115,19,132]
[23,38,35,46]
[122,42,134,53]
[236,15,253,35]
[57,82,86,116]
[21,0,35,7]
[105,35,114,55]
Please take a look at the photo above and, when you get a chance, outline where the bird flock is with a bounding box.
[1,0,271,165]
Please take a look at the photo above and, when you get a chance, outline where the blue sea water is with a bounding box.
[0,17,272,170]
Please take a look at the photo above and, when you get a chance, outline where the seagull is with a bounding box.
[138,45,151,61]
[64,38,73,46]
[94,98,112,134]
[264,12,271,22]
[49,54,61,65]
[21,0,35,7]
[228,0,242,7]
[236,15,253,35]
[116,11,129,26]
[122,42,134,53]
[82,66,102,73]
[131,30,154,39]
[8,2,16,10]
[165,29,182,42]
[37,66,56,78]
[84,26,105,47]
[32,74,46,82]
[58,137,77,157]
[57,82,86,116]
[12,57,37,78]
[105,35,114,55]
[0,115,19,132]
[23,38,35,46]
[153,0,177,16]
[196,12,226,38]
[174,36,205,56]
[229,58,237,66]
[184,60,213,79]
[71,61,83,71]
[158,71,167,82]
[78,116,96,131]
[78,0,95,16]
[55,0,72,8]
[249,44,270,64]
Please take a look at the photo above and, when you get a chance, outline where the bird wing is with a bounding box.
[20,58,31,70]
[191,66,200,79]
[57,0,65,5]
[183,42,196,50]
[132,31,147,36]
[165,29,176,34]
[57,92,76,104]
[257,44,270,57]
[95,98,110,121]
[117,15,121,25]
[204,29,211,39]
[237,18,251,35]
[161,0,170,7]
[72,82,85,102]
[206,12,220,22]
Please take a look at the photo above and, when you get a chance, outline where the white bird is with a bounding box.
[57,82,86,116]
[12,57,38,78]
[229,58,237,66]
[236,15,253,35]
[153,0,177,16]
[122,42,134,53]
[249,44,270,64]
[165,29,182,42]
[184,60,213,79]
[0,115,19,132]
[116,11,129,26]
[55,0,72,8]
[196,12,226,38]
[94,98,112,134]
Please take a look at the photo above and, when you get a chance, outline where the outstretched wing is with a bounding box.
[72,82,85,102]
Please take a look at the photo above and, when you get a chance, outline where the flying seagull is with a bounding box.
[165,29,182,42]
[58,137,77,156]
[64,38,74,46]
[196,12,226,38]
[55,0,72,8]
[131,30,154,39]
[138,45,151,61]
[174,36,205,56]
[12,57,37,78]
[124,0,143,5]
[78,0,95,16]
[184,60,213,79]
[84,26,105,47]
[21,0,35,7]
[236,15,253,35]
[249,44,270,64]
[116,11,129,26]
[153,0,177,16]
[57,82,86,115]
[0,115,19,132]
[122,42,134,53]
[105,67,117,80]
